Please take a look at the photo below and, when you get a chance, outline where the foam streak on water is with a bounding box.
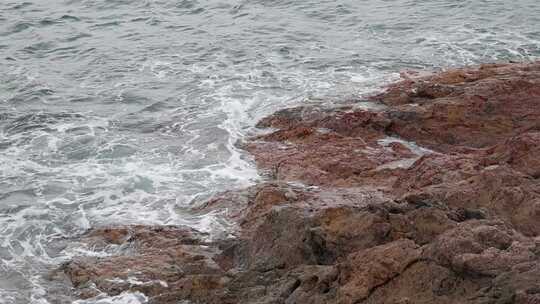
[0,0,539,302]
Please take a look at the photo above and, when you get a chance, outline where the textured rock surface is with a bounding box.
[55,61,540,304]
[374,62,540,151]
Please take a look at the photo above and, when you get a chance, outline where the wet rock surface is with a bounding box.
[54,62,540,304]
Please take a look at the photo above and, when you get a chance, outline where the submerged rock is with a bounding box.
[54,61,540,304]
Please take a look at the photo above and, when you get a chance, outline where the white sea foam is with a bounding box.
[73,291,149,304]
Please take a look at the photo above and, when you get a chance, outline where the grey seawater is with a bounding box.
[0,0,538,303]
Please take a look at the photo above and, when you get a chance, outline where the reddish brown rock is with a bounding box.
[55,61,540,304]
[245,108,416,187]
[483,131,540,178]
[374,62,540,151]
[336,239,422,304]
[57,226,227,302]
[396,155,540,236]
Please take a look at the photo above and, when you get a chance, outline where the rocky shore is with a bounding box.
[52,62,540,304]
